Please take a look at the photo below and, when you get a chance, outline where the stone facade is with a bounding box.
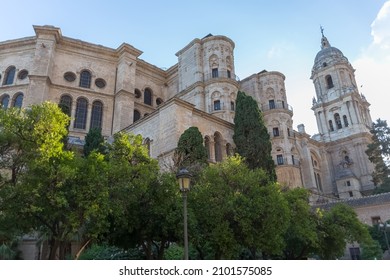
[0,25,376,200]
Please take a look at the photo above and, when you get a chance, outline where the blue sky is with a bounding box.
[1,0,389,134]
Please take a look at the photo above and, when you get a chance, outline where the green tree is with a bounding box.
[280,188,319,259]
[189,155,289,259]
[102,132,182,259]
[0,103,111,259]
[175,126,208,172]
[233,91,276,180]
[316,204,371,259]
[366,118,390,187]
[83,127,105,157]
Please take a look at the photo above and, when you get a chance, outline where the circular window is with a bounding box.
[156,98,163,106]
[95,78,106,88]
[135,89,141,98]
[64,72,76,82]
[18,69,29,80]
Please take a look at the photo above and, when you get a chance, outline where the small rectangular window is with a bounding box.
[214,100,221,111]
[227,70,231,78]
[230,101,235,111]
[346,181,351,186]
[277,155,284,165]
[212,68,219,78]
[273,127,280,137]
[349,247,360,260]
[269,100,275,109]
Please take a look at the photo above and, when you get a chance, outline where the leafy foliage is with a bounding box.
[175,126,208,172]
[189,155,289,259]
[233,91,276,180]
[83,127,105,157]
[366,119,390,187]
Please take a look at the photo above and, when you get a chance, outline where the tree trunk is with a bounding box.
[48,238,60,260]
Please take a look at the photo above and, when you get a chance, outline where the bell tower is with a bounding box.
[310,28,375,196]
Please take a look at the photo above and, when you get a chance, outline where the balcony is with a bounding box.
[262,101,293,114]
[204,70,240,83]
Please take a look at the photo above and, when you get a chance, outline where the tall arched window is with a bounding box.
[343,115,349,127]
[334,113,342,129]
[74,97,88,129]
[90,101,103,129]
[1,94,10,109]
[13,93,23,108]
[329,120,334,131]
[325,75,334,89]
[79,70,92,88]
[3,66,16,85]
[59,95,72,116]
[144,88,152,106]
[214,132,223,162]
[133,109,141,122]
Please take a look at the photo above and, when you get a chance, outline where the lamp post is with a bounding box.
[176,168,192,260]
[379,220,390,252]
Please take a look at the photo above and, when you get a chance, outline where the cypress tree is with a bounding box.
[233,91,276,181]
[176,126,208,168]
[84,127,105,157]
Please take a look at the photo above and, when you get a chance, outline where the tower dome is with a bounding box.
[312,33,349,73]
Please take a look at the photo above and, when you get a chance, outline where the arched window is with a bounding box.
[79,70,91,88]
[334,113,342,129]
[3,66,16,85]
[133,109,141,122]
[204,136,210,160]
[214,132,222,162]
[144,88,152,106]
[325,75,334,89]
[59,95,72,116]
[329,120,334,131]
[213,100,221,111]
[90,101,103,129]
[343,115,349,127]
[12,93,23,108]
[1,94,10,109]
[74,97,88,129]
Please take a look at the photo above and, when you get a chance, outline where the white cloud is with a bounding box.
[353,1,390,123]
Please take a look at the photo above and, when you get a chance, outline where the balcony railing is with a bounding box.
[204,70,240,82]
[262,101,293,113]
[275,157,300,166]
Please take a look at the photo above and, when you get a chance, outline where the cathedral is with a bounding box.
[0,25,376,201]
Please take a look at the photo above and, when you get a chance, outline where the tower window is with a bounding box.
[277,155,284,165]
[325,75,334,89]
[214,100,221,111]
[343,115,349,127]
[269,99,275,109]
[329,120,334,131]
[273,127,280,137]
[212,68,219,78]
[230,101,235,111]
[227,70,231,78]
[334,113,342,129]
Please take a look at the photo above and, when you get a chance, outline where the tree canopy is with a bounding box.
[366,118,390,187]
[233,91,276,180]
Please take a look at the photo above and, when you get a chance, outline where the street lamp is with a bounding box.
[176,168,192,260]
[379,220,390,253]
